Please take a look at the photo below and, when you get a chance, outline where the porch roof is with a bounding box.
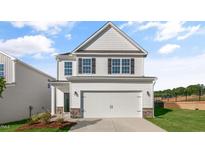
[49,81,70,86]
[49,76,157,84]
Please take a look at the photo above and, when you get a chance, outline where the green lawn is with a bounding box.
[147,107,205,132]
[0,119,70,132]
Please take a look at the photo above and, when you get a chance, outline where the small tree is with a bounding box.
[0,77,6,98]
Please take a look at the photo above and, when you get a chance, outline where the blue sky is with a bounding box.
[0,21,205,90]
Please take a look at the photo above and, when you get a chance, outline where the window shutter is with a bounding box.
[108,58,112,74]
[78,58,82,74]
[131,58,135,74]
[92,58,96,74]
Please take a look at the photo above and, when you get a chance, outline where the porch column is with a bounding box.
[51,86,56,115]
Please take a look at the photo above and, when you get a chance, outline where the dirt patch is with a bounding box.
[16,121,77,131]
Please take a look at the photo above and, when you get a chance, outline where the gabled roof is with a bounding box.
[0,50,16,60]
[59,21,148,56]
[0,50,55,79]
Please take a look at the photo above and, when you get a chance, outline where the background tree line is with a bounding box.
[155,84,205,100]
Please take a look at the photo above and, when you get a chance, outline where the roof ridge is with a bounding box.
[57,21,148,56]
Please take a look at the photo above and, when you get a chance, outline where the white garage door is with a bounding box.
[82,91,142,118]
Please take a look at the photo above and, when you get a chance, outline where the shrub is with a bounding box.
[39,112,51,124]
[29,114,40,125]
[0,77,6,98]
[29,112,51,125]
[56,118,64,124]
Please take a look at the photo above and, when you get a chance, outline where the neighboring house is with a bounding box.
[50,22,156,118]
[0,51,54,124]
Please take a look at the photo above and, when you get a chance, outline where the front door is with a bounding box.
[64,93,70,112]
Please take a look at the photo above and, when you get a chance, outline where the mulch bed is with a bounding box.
[16,121,77,131]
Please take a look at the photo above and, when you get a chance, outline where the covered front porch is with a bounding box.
[50,81,70,115]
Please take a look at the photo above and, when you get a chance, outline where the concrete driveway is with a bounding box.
[70,118,165,132]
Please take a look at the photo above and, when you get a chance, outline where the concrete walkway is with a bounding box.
[70,118,165,132]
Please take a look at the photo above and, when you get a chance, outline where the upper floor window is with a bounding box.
[82,58,92,74]
[78,58,96,74]
[110,59,131,74]
[64,62,72,76]
[0,64,4,78]
[111,59,121,74]
[122,59,130,74]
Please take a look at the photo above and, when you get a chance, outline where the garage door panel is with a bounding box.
[83,91,142,118]
[83,93,111,117]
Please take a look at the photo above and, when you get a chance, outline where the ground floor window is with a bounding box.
[0,64,4,78]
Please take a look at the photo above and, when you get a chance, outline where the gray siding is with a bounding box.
[0,62,52,123]
[81,27,139,51]
[0,52,15,83]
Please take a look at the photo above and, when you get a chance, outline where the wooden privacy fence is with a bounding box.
[164,101,205,110]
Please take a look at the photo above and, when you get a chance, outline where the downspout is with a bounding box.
[153,78,157,117]
[55,57,60,114]
[57,60,59,81]
[54,87,56,114]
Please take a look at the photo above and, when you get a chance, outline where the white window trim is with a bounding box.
[111,58,131,74]
[82,58,92,74]
[0,63,4,78]
[64,61,72,76]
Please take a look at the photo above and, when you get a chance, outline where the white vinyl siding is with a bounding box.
[0,64,4,77]
[64,62,72,76]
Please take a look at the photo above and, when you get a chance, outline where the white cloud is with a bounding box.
[119,21,135,29]
[33,53,44,59]
[154,21,186,41]
[11,21,76,35]
[119,21,144,30]
[138,21,162,30]
[195,26,205,35]
[0,35,55,58]
[177,25,200,40]
[65,33,72,40]
[145,53,205,90]
[120,21,200,41]
[158,44,180,54]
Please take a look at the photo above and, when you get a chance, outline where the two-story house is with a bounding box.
[0,51,54,123]
[50,22,156,118]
